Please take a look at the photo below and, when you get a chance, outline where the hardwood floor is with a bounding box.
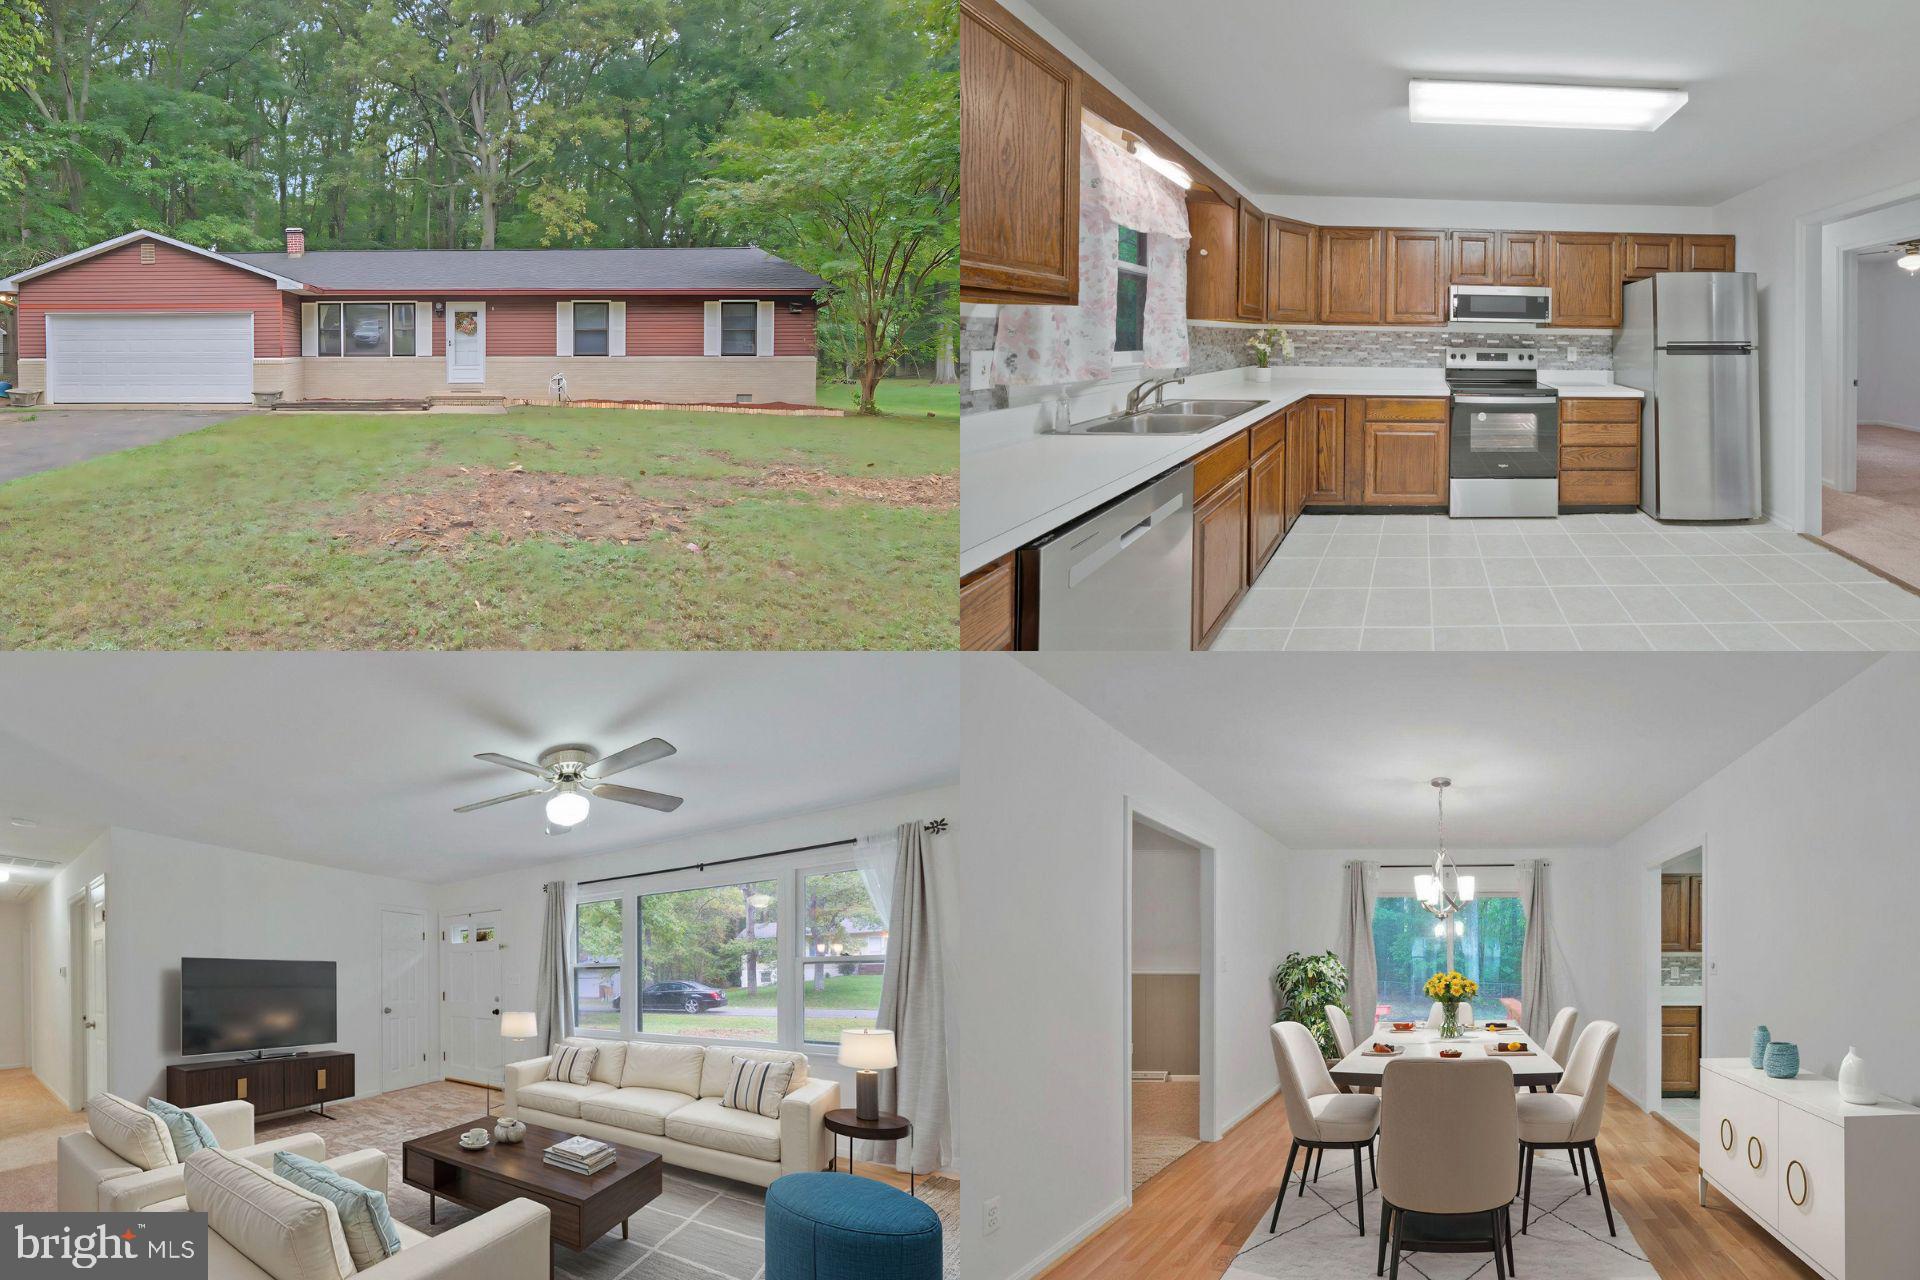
[1040,1086,1816,1280]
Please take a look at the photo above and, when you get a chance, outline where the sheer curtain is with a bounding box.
[1517,859,1557,1041]
[1335,862,1379,1034]
[855,829,896,933]
[866,821,949,1174]
[535,880,574,1052]
[991,125,1190,386]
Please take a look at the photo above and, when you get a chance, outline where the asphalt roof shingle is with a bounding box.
[229,245,826,293]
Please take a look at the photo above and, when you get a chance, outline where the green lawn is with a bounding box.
[0,399,956,649]
[722,973,882,1008]
[815,378,959,421]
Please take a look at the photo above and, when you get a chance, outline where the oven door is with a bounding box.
[1450,394,1559,479]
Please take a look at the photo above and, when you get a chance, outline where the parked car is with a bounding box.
[350,315,386,350]
[640,980,728,1014]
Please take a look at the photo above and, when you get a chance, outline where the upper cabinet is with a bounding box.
[1266,217,1317,324]
[1548,232,1624,328]
[1186,197,1242,323]
[1450,231,1496,285]
[1681,234,1736,272]
[1450,231,1546,287]
[1320,228,1385,324]
[959,0,1081,305]
[1384,229,1448,325]
[1623,234,1682,280]
[1496,232,1548,287]
[1236,201,1266,321]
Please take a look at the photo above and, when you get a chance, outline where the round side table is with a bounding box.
[823,1108,915,1196]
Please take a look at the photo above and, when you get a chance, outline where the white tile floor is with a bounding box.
[1216,512,1920,652]
[1657,1096,1701,1139]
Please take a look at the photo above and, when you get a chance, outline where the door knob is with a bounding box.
[384,1007,393,1014]
[492,1008,501,1016]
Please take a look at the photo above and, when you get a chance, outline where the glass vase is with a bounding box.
[1439,1001,1463,1039]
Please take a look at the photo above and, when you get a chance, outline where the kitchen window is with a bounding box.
[314,302,415,357]
[1371,883,1525,1022]
[1115,226,1148,363]
[573,301,610,357]
[720,300,758,356]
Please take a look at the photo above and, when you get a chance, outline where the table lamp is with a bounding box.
[496,1012,538,1116]
[838,1028,897,1121]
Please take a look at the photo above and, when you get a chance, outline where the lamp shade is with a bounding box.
[838,1028,897,1071]
[500,1011,538,1039]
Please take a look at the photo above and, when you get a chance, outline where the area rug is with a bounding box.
[1133,1079,1202,1189]
[1223,1144,1655,1279]
[1821,423,1920,588]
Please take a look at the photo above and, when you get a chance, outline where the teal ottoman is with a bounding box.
[765,1172,942,1280]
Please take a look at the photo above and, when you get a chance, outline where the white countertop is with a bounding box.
[1660,986,1704,1007]
[959,366,1644,575]
[1703,1058,1920,1121]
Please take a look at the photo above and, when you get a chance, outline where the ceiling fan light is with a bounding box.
[1898,250,1920,273]
[0,869,9,883]
[545,787,590,828]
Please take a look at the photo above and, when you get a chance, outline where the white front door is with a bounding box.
[381,909,431,1092]
[84,885,108,1099]
[446,303,485,384]
[440,910,503,1086]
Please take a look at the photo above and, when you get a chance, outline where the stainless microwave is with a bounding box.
[1449,284,1551,327]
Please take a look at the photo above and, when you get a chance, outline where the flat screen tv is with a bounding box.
[181,957,337,1057]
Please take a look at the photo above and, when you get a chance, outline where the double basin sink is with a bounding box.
[1055,398,1265,436]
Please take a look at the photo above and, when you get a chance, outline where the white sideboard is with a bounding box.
[1699,1057,1920,1279]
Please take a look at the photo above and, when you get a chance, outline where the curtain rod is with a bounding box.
[562,819,946,890]
[1377,862,1517,870]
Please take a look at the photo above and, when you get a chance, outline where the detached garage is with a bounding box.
[46,313,255,404]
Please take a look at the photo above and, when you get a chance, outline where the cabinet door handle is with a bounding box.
[1719,1118,1734,1151]
[1747,1135,1763,1169]
[1786,1159,1807,1207]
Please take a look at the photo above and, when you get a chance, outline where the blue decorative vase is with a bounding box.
[1750,1025,1771,1069]
[1764,1041,1800,1080]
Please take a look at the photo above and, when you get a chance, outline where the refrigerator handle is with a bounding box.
[1659,342,1753,355]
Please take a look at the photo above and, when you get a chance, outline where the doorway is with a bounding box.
[439,909,503,1087]
[69,877,107,1105]
[1825,244,1920,587]
[381,908,432,1093]
[1653,849,1704,1138]
[445,302,485,384]
[1124,811,1211,1194]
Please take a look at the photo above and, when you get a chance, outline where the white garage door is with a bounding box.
[46,312,253,404]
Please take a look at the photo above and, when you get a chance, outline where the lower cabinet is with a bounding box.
[1560,398,1643,509]
[1248,441,1287,582]
[1360,399,1448,506]
[166,1051,354,1117]
[1660,1005,1701,1095]
[1193,470,1249,649]
[1303,397,1346,505]
[1284,402,1311,528]
[959,554,1017,651]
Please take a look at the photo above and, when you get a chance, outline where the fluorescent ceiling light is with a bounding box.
[1410,79,1688,132]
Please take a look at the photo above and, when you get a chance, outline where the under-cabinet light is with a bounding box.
[1409,79,1688,132]
[1130,142,1192,190]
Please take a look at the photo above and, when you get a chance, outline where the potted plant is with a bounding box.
[1272,950,1350,1061]
[1246,327,1293,383]
[1423,970,1478,1039]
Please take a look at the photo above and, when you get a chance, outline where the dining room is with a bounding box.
[957,651,1920,1280]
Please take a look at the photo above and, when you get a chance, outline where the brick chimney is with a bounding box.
[284,227,305,258]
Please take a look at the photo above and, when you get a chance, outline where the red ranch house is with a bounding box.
[0,228,826,407]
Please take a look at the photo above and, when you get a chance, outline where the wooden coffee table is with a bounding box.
[402,1118,663,1270]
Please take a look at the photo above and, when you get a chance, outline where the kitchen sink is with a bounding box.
[1059,398,1265,436]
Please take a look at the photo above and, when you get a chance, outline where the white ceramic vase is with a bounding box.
[1251,366,1272,383]
[1837,1046,1876,1105]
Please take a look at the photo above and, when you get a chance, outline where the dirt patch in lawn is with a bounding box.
[330,465,712,551]
[708,453,957,509]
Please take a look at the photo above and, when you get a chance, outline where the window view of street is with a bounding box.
[1371,894,1526,1021]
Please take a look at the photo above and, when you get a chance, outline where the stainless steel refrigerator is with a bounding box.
[1614,272,1762,521]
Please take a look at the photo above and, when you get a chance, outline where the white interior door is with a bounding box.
[440,910,503,1085]
[446,303,485,384]
[84,885,108,1099]
[381,909,430,1092]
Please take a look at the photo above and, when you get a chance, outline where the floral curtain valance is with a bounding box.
[1081,127,1188,239]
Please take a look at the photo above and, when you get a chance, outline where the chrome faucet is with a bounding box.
[1125,372,1187,415]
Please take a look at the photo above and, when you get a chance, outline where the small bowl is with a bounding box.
[1439,1049,1463,1059]
[1391,1022,1416,1032]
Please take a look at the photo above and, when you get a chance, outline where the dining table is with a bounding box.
[1330,1020,1564,1091]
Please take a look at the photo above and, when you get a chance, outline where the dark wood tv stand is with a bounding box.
[165,1051,354,1118]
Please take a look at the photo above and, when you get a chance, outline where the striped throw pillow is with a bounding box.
[546,1043,599,1086]
[721,1055,794,1120]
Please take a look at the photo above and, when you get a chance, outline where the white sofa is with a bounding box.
[505,1039,837,1188]
[152,1146,549,1280]
[57,1098,326,1212]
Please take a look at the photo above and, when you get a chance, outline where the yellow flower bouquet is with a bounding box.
[1423,970,1478,1039]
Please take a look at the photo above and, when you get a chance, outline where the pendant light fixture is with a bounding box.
[1413,778,1474,923]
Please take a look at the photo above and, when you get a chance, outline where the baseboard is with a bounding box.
[1860,419,1920,434]
[31,1066,74,1111]
[1005,1195,1131,1280]
[1169,1073,1201,1084]
[1219,1084,1280,1136]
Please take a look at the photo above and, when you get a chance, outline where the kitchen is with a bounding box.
[958,0,1920,652]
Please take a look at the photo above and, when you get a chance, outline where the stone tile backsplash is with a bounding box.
[960,310,1615,414]
[1662,953,1703,987]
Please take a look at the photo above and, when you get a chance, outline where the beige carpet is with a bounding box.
[0,1068,87,1210]
[1821,423,1920,588]
[1132,1078,1201,1190]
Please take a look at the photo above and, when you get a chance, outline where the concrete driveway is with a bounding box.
[0,409,243,483]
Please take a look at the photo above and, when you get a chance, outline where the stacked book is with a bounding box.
[543,1135,615,1175]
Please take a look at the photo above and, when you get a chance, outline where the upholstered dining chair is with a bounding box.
[1516,1018,1620,1237]
[1425,1000,1474,1027]
[1268,1021,1380,1236]
[1523,1006,1580,1097]
[1325,1004,1374,1100]
[1376,1058,1517,1280]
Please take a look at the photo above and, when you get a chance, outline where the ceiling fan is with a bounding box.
[1864,240,1920,272]
[455,738,683,835]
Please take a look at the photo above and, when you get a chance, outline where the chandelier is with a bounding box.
[1414,778,1474,934]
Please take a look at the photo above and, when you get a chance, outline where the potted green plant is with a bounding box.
[1272,950,1350,1061]
[1246,326,1293,382]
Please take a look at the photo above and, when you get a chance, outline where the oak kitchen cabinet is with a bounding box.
[1266,216,1317,323]
[1623,234,1682,280]
[1302,396,1347,505]
[1236,199,1266,321]
[1359,398,1449,506]
[1560,397,1643,509]
[1450,230,1547,288]
[959,553,1017,651]
[958,0,1080,305]
[1384,229,1449,325]
[1318,227,1385,324]
[1681,234,1736,272]
[1661,873,1704,952]
[1187,197,1243,323]
[1247,413,1288,581]
[1547,232,1624,328]
[1661,1005,1702,1096]
[1192,432,1252,649]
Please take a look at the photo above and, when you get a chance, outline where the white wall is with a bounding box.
[957,660,1293,1280]
[105,828,437,1104]
[1611,656,1917,1107]
[1257,195,1716,236]
[430,785,958,1103]
[1855,256,1920,429]
[26,833,109,1108]
[1130,829,1200,974]
[0,900,27,1068]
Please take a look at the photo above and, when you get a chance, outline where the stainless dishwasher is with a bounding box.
[1015,465,1194,650]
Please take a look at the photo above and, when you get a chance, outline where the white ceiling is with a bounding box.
[0,655,957,885]
[1029,0,1920,205]
[1020,654,1879,849]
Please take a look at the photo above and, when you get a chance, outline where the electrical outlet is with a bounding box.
[1564,343,1577,361]
[969,350,994,390]
[983,1196,1002,1236]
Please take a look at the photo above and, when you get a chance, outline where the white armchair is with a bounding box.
[57,1099,326,1212]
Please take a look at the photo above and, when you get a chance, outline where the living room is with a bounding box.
[0,652,959,1280]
